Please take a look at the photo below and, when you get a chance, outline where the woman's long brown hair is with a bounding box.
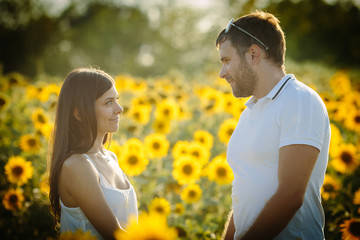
[48,68,114,222]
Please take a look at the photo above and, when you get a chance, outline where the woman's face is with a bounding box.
[94,85,123,136]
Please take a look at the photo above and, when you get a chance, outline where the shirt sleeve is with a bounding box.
[278,87,328,151]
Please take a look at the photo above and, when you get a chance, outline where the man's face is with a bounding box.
[218,40,258,98]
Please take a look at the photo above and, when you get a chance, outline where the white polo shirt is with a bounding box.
[227,74,330,240]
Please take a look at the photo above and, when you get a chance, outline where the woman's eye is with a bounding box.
[105,101,112,105]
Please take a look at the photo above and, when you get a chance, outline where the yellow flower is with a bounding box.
[59,229,97,240]
[344,109,360,133]
[119,148,149,176]
[3,72,27,90]
[2,188,24,211]
[340,218,360,240]
[155,99,180,120]
[5,156,34,185]
[199,87,224,114]
[207,155,234,185]
[218,118,237,144]
[148,197,171,216]
[354,188,360,205]
[172,140,190,161]
[331,143,359,174]
[123,138,144,151]
[329,123,343,155]
[114,74,133,92]
[115,212,177,240]
[181,183,202,204]
[19,134,41,153]
[39,83,60,102]
[174,203,185,215]
[128,78,147,93]
[330,71,352,97]
[31,108,49,130]
[172,156,202,185]
[0,92,10,112]
[109,140,122,158]
[144,133,170,159]
[152,118,171,134]
[127,105,151,125]
[222,93,247,118]
[321,174,340,201]
[26,85,41,100]
[39,174,50,196]
[193,130,213,150]
[188,141,210,166]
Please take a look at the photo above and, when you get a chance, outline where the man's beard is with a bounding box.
[231,61,258,98]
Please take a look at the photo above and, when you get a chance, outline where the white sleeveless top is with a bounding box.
[60,152,138,239]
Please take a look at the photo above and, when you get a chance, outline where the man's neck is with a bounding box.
[253,64,286,99]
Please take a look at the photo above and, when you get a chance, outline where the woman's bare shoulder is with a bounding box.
[61,154,97,178]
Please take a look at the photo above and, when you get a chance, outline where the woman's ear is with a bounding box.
[73,108,81,122]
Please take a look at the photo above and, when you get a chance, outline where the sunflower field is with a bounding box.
[0,61,359,240]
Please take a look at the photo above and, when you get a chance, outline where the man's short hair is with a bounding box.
[216,10,286,68]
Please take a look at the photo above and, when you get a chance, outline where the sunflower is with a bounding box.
[108,140,122,159]
[344,109,360,133]
[132,96,152,109]
[127,105,151,125]
[193,130,213,150]
[144,133,170,159]
[5,156,34,185]
[354,188,360,205]
[114,212,177,240]
[329,123,343,155]
[188,141,210,166]
[199,87,224,114]
[118,148,149,176]
[321,174,341,201]
[172,140,190,161]
[207,155,234,185]
[114,74,132,92]
[331,143,359,174]
[330,71,352,98]
[0,92,10,112]
[155,99,180,120]
[122,138,145,154]
[4,72,27,90]
[39,174,50,195]
[222,92,247,118]
[218,118,237,144]
[2,188,25,211]
[181,183,202,204]
[31,108,49,130]
[26,85,41,100]
[172,156,202,185]
[148,197,171,216]
[128,79,147,93]
[19,134,41,153]
[340,218,360,240]
[39,83,60,102]
[152,118,171,134]
[59,229,97,240]
[174,203,185,215]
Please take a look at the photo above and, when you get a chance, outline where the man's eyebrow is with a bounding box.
[220,57,229,62]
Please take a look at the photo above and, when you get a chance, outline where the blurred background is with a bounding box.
[1,0,360,79]
[1,0,360,239]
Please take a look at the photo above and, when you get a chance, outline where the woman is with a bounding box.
[48,68,138,240]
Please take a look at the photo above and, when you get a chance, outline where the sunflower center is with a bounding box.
[191,151,199,158]
[156,122,164,129]
[355,115,360,124]
[199,137,205,143]
[128,155,139,165]
[134,112,140,120]
[183,164,193,175]
[188,190,197,198]
[9,194,19,205]
[349,221,360,236]
[155,206,164,214]
[9,78,18,85]
[37,114,46,123]
[227,128,234,137]
[340,151,353,164]
[0,98,5,107]
[163,109,170,116]
[152,142,161,150]
[216,167,227,177]
[27,138,37,147]
[323,183,335,192]
[12,166,24,177]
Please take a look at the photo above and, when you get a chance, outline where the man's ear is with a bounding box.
[73,108,81,121]
[248,44,262,65]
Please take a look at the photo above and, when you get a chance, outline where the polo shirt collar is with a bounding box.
[245,74,294,108]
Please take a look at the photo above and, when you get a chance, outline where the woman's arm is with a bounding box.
[60,155,125,239]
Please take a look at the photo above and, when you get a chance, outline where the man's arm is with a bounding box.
[222,211,235,240]
[239,144,320,240]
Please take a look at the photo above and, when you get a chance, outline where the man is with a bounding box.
[216,11,330,240]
